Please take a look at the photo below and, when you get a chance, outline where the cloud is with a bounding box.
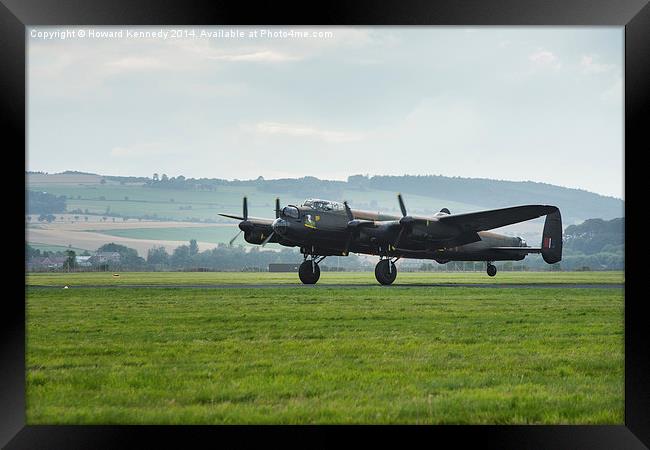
[380,97,486,153]
[580,55,615,74]
[181,82,248,97]
[249,121,365,143]
[106,56,167,71]
[528,49,561,70]
[28,26,379,101]
[110,142,179,158]
[207,50,300,62]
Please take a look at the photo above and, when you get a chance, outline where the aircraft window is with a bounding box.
[313,201,332,211]
[283,206,300,219]
[302,199,344,211]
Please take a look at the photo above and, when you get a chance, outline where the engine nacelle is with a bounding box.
[243,225,274,245]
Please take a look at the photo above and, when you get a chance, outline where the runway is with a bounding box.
[28,283,624,289]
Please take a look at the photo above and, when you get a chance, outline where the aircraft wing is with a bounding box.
[437,205,558,233]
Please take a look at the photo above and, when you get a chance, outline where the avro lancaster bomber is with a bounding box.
[219,195,562,285]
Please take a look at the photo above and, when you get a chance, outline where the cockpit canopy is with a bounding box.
[302,198,345,212]
[282,206,300,219]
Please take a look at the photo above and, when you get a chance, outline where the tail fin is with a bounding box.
[541,208,562,264]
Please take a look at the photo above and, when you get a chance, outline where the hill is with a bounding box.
[26,172,623,226]
[564,217,624,255]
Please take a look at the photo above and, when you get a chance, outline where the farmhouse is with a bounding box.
[88,252,121,265]
[27,256,67,270]
[75,255,92,267]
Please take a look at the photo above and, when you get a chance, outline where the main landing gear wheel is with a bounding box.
[299,260,321,284]
[375,259,397,285]
[487,263,497,277]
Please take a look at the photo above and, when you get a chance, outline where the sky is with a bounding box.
[27,26,624,199]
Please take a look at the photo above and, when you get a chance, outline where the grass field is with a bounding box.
[95,225,242,246]
[26,272,624,424]
[26,270,624,287]
[29,243,89,253]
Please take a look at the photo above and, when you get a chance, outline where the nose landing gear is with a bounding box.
[486,262,497,277]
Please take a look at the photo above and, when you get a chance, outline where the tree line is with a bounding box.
[26,241,367,272]
[26,190,66,215]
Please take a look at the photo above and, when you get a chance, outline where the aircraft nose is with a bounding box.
[272,218,289,235]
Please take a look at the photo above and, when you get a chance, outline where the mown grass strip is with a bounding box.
[26,286,623,424]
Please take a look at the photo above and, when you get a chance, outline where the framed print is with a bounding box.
[3,0,649,448]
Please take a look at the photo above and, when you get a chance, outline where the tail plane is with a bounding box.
[541,209,562,264]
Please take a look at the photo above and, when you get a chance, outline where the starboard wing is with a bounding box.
[437,205,558,233]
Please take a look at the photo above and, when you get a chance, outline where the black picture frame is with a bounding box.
[4,0,648,448]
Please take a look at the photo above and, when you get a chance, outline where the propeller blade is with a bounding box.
[342,232,354,255]
[229,229,243,247]
[394,191,414,248]
[275,198,281,219]
[218,213,245,220]
[394,227,406,248]
[243,197,248,221]
[261,232,274,247]
[344,201,354,222]
[398,193,407,217]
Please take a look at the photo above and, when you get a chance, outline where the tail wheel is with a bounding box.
[487,263,497,277]
[299,260,321,284]
[375,259,397,285]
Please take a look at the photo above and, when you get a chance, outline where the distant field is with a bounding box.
[95,226,241,246]
[29,243,89,253]
[26,219,229,256]
[27,180,486,222]
[26,278,624,424]
[26,271,625,287]
[27,174,557,249]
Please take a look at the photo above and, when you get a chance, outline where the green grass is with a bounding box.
[29,243,90,253]
[29,184,268,221]
[26,273,623,424]
[27,182,483,221]
[26,271,625,287]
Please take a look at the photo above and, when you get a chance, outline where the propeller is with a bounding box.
[398,193,407,217]
[243,196,248,221]
[344,200,354,222]
[227,197,249,247]
[394,193,414,248]
[342,201,356,254]
[219,196,249,221]
[260,198,282,247]
[342,201,381,254]
[229,230,243,247]
[260,232,274,247]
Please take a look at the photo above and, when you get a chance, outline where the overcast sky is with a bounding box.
[27,26,623,198]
